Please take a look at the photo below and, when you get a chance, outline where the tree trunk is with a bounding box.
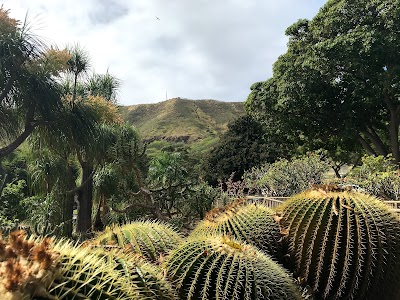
[60,165,76,237]
[72,73,78,106]
[76,161,93,233]
[389,111,400,163]
[332,166,342,179]
[357,134,377,156]
[383,90,400,163]
[93,198,105,231]
[364,126,388,156]
[0,124,35,158]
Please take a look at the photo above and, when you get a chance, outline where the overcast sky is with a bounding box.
[3,0,326,105]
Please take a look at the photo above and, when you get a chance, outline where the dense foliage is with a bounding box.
[244,154,328,197]
[203,115,292,184]
[347,155,400,200]
[246,0,400,162]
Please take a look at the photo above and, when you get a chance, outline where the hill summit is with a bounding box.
[120,98,244,153]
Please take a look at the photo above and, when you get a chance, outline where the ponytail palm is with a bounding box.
[92,123,147,228]
[31,46,122,235]
[0,7,65,157]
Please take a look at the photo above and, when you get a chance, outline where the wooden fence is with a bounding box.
[382,201,400,215]
[246,196,400,215]
[245,196,286,209]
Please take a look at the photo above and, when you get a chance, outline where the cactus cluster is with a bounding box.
[279,189,400,300]
[0,231,134,299]
[191,199,281,258]
[92,220,183,262]
[165,235,303,300]
[0,230,178,300]
[4,186,400,300]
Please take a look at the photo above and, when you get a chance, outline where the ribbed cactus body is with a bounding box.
[279,190,400,300]
[191,200,281,259]
[40,240,135,299]
[0,232,135,300]
[101,250,177,300]
[165,235,303,300]
[93,220,183,262]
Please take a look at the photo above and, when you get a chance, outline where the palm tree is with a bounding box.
[26,149,77,236]
[87,71,120,103]
[73,71,121,234]
[30,99,100,237]
[92,123,147,230]
[0,7,64,157]
[66,44,90,106]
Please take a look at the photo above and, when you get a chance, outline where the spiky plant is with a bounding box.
[91,220,183,262]
[278,188,400,300]
[0,231,136,299]
[100,250,177,300]
[0,231,59,299]
[31,239,135,299]
[190,199,282,259]
[165,235,303,300]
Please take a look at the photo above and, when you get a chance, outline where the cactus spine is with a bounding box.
[165,235,303,300]
[40,239,136,299]
[0,230,181,299]
[190,200,282,259]
[101,250,177,300]
[0,231,59,299]
[279,189,400,300]
[92,220,183,262]
[0,231,135,299]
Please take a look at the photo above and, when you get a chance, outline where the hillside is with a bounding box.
[120,98,244,154]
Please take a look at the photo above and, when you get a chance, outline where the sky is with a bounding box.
[3,0,326,105]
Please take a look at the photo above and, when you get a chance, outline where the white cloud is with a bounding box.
[2,0,326,105]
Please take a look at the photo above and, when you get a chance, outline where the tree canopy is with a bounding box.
[0,8,68,157]
[246,0,400,162]
[203,115,292,184]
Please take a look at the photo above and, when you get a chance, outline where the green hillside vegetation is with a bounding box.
[119,98,244,154]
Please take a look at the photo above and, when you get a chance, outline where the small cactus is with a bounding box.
[279,188,400,300]
[92,220,183,262]
[165,234,303,300]
[191,199,282,259]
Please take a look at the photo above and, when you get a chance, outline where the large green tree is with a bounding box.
[246,0,400,162]
[203,115,292,184]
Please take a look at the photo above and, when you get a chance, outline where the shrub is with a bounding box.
[0,180,27,225]
[348,155,400,200]
[244,154,328,197]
